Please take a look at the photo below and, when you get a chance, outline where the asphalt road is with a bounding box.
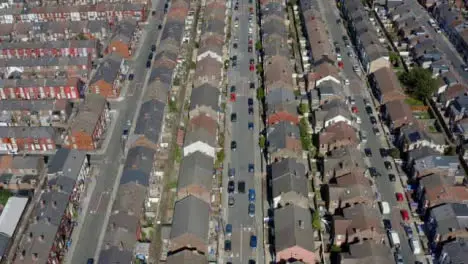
[67,13,164,264]
[222,0,264,263]
[318,0,416,262]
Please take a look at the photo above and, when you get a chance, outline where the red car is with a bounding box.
[400,209,409,221]
[249,64,255,71]
[338,61,344,69]
[230,93,236,102]
[351,106,358,113]
[396,192,404,202]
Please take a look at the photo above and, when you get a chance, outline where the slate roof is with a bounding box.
[70,94,107,134]
[161,21,185,44]
[440,238,468,264]
[90,53,122,85]
[98,246,133,264]
[266,88,295,106]
[178,151,214,191]
[122,146,155,185]
[189,83,220,111]
[134,99,165,145]
[430,203,468,238]
[267,121,300,152]
[170,195,210,243]
[113,183,147,216]
[166,250,208,264]
[271,158,308,198]
[341,240,393,264]
[274,204,315,252]
[184,127,216,148]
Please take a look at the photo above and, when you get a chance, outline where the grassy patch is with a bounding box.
[428,125,438,133]
[0,189,12,205]
[414,111,431,119]
[405,97,425,106]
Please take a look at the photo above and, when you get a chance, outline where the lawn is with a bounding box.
[405,97,425,106]
[0,189,12,205]
[415,111,431,119]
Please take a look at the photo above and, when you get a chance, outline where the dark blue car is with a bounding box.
[248,189,255,202]
[248,163,254,172]
[250,235,257,248]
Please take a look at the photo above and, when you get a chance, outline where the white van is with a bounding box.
[389,230,400,248]
[410,238,422,254]
[379,201,390,214]
[359,130,367,142]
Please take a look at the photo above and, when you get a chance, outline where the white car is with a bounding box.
[344,79,350,85]
[353,65,361,72]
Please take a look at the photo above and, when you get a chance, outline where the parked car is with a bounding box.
[396,192,404,202]
[248,106,254,115]
[248,163,254,172]
[380,148,388,157]
[373,127,380,135]
[383,219,392,230]
[238,181,246,193]
[231,113,237,122]
[228,168,235,178]
[404,225,413,238]
[231,141,237,151]
[364,148,372,157]
[250,82,255,89]
[369,167,380,177]
[250,235,257,248]
[365,106,373,114]
[351,106,358,113]
[388,174,396,182]
[248,98,254,106]
[384,161,392,170]
[249,189,256,202]
[226,224,232,236]
[228,195,235,207]
[151,44,156,52]
[370,116,377,124]
[249,64,255,71]
[248,46,253,52]
[146,60,151,68]
[233,43,238,49]
[225,240,232,251]
[248,203,255,217]
[87,259,94,264]
[401,209,409,221]
[228,181,235,193]
[248,122,254,130]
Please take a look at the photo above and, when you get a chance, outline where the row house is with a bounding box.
[0,155,44,176]
[0,55,92,79]
[65,94,109,150]
[0,77,84,100]
[0,3,147,24]
[0,20,112,43]
[0,99,72,127]
[88,53,127,98]
[14,149,88,264]
[0,40,99,59]
[0,126,60,153]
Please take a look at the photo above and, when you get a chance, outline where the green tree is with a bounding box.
[215,150,225,167]
[389,148,400,159]
[312,210,322,230]
[299,118,312,151]
[389,51,399,66]
[298,103,309,115]
[256,63,263,74]
[330,245,342,253]
[399,67,437,99]
[256,86,265,100]
[444,146,457,156]
[0,189,12,205]
[189,61,196,69]
[255,41,262,51]
[259,135,266,149]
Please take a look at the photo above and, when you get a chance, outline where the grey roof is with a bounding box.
[121,146,155,186]
[178,152,214,191]
[0,233,9,259]
[71,94,107,134]
[341,240,393,264]
[189,84,220,111]
[266,88,295,106]
[201,19,225,36]
[105,212,139,250]
[440,238,468,264]
[114,183,147,216]
[413,155,459,172]
[134,99,165,145]
[262,36,289,58]
[0,197,28,237]
[11,156,41,171]
[318,80,344,98]
[430,203,468,237]
[98,246,133,264]
[271,158,308,198]
[16,188,71,264]
[266,101,298,116]
[406,146,439,164]
[184,127,216,148]
[267,121,300,152]
[166,250,208,264]
[47,149,86,179]
[315,100,352,123]
[0,126,57,139]
[161,21,185,44]
[0,99,71,113]
[263,2,285,17]
[90,53,122,85]
[170,195,210,243]
[262,18,287,39]
[274,204,315,253]
[110,19,137,44]
[149,65,175,85]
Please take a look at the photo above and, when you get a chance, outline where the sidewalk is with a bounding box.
[64,170,98,264]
